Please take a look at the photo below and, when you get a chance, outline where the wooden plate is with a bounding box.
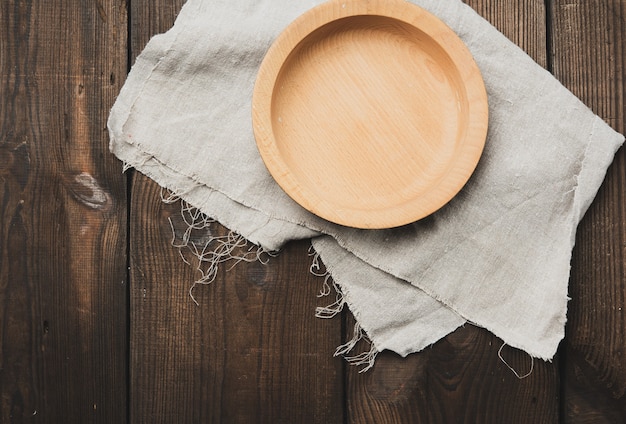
[252,0,488,229]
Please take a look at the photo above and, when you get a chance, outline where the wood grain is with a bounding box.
[130,0,186,64]
[0,0,128,422]
[2,0,625,422]
[253,0,488,229]
[467,0,548,68]
[550,0,626,422]
[129,174,345,423]
[345,313,430,423]
[347,323,559,423]
[426,327,559,423]
[128,2,344,422]
[346,1,560,422]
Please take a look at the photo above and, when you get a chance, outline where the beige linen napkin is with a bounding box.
[109,0,624,369]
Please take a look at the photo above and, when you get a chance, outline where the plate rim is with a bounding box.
[252,0,489,229]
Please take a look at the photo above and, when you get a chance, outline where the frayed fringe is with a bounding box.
[162,188,275,305]
[308,248,346,319]
[498,343,534,379]
[308,246,379,373]
[159,190,379,372]
[335,322,378,373]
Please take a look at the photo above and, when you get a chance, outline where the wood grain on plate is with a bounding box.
[252,0,489,229]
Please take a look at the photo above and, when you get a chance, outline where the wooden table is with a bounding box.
[1,1,624,422]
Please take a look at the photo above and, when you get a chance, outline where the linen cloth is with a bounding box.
[108,0,624,363]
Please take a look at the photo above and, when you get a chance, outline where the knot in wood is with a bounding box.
[66,172,112,211]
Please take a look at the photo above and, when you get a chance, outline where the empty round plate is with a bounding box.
[252,0,488,229]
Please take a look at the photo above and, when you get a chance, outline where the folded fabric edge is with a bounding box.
[111,133,561,362]
[111,142,394,370]
[109,137,320,250]
[321,116,624,362]
[570,115,625,231]
[329,234,566,362]
[113,144,470,372]
[311,236,466,357]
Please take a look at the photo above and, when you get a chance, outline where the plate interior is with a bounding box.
[253,2,488,229]
[272,16,468,212]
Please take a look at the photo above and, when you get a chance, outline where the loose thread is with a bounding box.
[307,246,378,372]
[160,187,184,205]
[498,343,534,379]
[165,201,380,372]
[308,249,334,297]
[308,248,345,319]
[334,322,378,373]
[314,285,345,319]
[308,248,326,278]
[164,195,272,305]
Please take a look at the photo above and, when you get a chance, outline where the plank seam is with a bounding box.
[125,1,132,423]
[545,0,554,73]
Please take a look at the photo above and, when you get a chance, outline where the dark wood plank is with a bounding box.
[550,0,626,422]
[130,174,344,423]
[0,0,128,422]
[428,327,558,423]
[130,0,185,62]
[346,325,559,424]
[128,2,345,421]
[466,0,548,68]
[345,2,560,422]
[345,313,430,424]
